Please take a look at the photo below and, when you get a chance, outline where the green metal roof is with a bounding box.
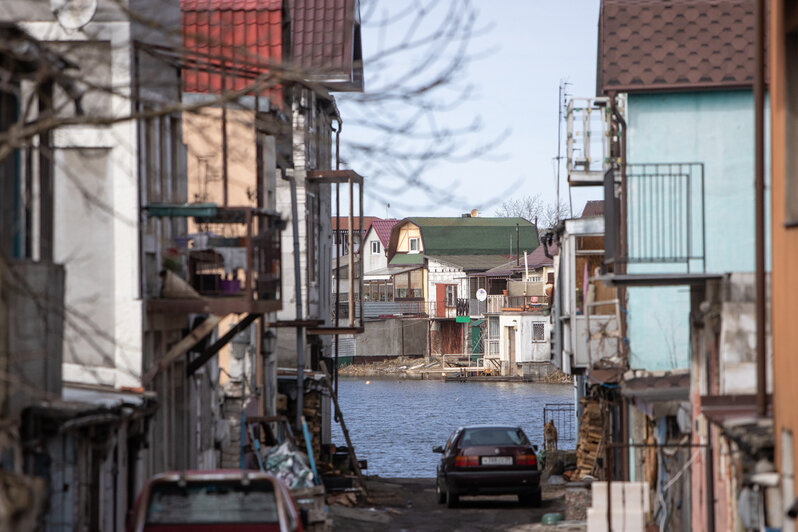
[389,254,424,266]
[408,217,539,256]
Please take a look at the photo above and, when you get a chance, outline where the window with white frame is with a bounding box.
[371,240,381,254]
[487,317,500,355]
[409,237,420,252]
[445,285,457,307]
[532,322,545,342]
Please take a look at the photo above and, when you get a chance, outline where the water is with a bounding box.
[332,377,575,478]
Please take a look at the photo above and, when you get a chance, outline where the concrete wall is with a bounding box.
[626,90,762,371]
[352,318,428,358]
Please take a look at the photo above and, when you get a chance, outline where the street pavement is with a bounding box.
[330,477,584,532]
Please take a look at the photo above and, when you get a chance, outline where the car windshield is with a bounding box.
[459,428,529,447]
[146,480,279,524]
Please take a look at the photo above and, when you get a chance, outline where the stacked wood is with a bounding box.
[574,400,603,480]
[303,390,323,461]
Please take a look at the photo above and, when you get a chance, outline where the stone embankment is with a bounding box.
[338,357,573,384]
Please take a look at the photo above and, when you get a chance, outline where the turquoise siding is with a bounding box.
[625,90,761,370]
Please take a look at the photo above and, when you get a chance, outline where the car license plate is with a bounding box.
[481,456,512,466]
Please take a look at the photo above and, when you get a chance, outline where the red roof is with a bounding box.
[289,0,364,91]
[181,0,284,104]
[369,219,399,247]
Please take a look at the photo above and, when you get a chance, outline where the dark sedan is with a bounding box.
[433,425,541,508]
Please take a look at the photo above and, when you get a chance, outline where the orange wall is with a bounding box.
[770,0,798,473]
[182,107,258,387]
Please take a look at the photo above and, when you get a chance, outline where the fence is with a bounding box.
[543,402,576,449]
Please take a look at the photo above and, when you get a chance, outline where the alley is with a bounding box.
[331,478,577,532]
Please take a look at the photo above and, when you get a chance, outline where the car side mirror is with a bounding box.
[532,444,539,452]
[432,445,444,453]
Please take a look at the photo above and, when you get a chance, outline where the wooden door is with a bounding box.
[435,284,446,317]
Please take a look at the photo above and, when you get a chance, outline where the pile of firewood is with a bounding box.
[574,400,603,480]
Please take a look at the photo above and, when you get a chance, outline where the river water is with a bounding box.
[332,377,575,478]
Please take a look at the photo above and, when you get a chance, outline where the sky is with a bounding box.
[337,0,603,221]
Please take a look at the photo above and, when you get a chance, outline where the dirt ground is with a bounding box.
[329,477,586,532]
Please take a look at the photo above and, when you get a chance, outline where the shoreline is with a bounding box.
[337,357,574,384]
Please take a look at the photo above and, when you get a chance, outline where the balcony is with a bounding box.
[485,294,550,314]
[602,163,716,285]
[144,204,283,314]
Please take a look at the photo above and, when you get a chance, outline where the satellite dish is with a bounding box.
[51,0,97,31]
[476,288,487,302]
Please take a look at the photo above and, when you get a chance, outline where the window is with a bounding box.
[488,317,500,339]
[364,280,392,302]
[409,237,420,252]
[532,322,545,342]
[371,240,381,254]
[445,285,457,307]
[394,268,423,299]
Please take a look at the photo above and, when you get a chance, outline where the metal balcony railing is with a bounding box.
[605,163,706,273]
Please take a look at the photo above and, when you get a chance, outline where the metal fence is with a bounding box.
[543,402,576,449]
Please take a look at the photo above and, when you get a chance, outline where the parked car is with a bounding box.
[433,425,541,508]
[126,470,303,532]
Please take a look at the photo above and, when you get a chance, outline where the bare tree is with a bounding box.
[337,0,511,212]
[494,193,568,229]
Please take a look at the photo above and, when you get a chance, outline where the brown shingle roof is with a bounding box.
[581,200,604,218]
[331,216,380,232]
[598,0,762,94]
[289,0,364,91]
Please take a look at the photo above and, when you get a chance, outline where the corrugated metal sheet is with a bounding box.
[335,335,355,358]
[337,301,427,319]
[181,0,284,103]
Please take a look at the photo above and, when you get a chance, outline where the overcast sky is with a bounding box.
[336,0,603,221]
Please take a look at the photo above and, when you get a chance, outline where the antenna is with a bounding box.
[556,80,572,223]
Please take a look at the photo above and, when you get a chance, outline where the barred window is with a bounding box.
[532,322,545,342]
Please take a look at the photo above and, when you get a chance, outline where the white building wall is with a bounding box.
[22,19,144,390]
[498,314,551,365]
[362,230,387,274]
[427,258,468,305]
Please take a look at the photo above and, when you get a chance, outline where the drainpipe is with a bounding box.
[333,118,342,408]
[610,93,630,482]
[754,0,767,418]
[282,169,305,430]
